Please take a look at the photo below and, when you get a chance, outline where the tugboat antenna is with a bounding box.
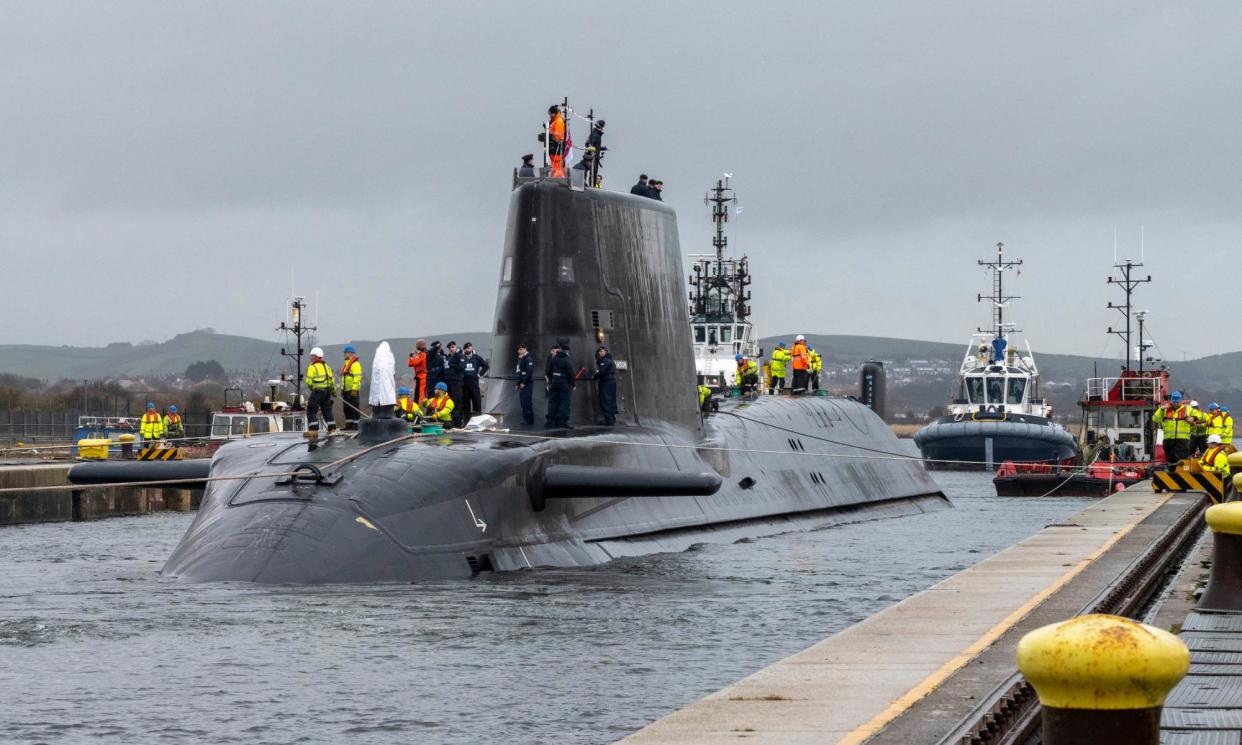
[1106,258,1152,372]
[278,296,316,411]
[976,242,1022,338]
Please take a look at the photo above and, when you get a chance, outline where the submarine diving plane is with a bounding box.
[71,161,947,582]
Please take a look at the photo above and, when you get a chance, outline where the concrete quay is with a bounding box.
[620,484,1206,745]
[0,462,202,526]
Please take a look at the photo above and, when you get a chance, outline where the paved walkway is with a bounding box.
[619,486,1182,745]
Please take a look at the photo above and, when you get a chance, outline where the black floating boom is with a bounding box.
[68,460,212,487]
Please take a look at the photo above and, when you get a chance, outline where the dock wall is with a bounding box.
[0,463,201,526]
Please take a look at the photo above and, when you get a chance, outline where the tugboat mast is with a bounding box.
[278,296,316,411]
[689,176,750,322]
[977,242,1022,339]
[1106,259,1152,372]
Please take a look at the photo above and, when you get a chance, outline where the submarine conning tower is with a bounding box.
[486,179,701,432]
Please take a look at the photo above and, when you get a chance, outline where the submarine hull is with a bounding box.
[913,413,1077,471]
[161,394,946,582]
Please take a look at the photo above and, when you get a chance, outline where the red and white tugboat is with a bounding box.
[994,260,1164,496]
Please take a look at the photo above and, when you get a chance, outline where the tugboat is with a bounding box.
[913,243,1076,470]
[689,176,760,389]
[994,260,1166,496]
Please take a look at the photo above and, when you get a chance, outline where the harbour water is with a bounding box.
[2,467,1092,744]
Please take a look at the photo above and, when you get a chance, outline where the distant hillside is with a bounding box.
[5,330,1240,417]
[0,330,494,382]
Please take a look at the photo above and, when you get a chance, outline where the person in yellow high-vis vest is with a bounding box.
[305,347,337,435]
[162,404,185,439]
[420,382,455,424]
[139,402,165,445]
[395,387,422,423]
[340,344,364,431]
[1200,434,1231,479]
[769,342,791,395]
[1206,403,1234,446]
[1152,390,1197,464]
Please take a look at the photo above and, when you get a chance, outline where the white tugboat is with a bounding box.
[689,176,761,389]
[913,243,1076,470]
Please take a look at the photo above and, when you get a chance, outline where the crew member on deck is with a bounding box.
[545,105,566,177]
[791,335,810,394]
[305,348,337,436]
[395,387,422,423]
[593,346,617,426]
[518,154,535,177]
[425,341,446,395]
[444,341,466,427]
[421,382,454,425]
[769,341,790,395]
[809,347,823,392]
[545,339,575,429]
[460,342,489,427]
[514,344,536,425]
[341,344,363,431]
[736,354,759,396]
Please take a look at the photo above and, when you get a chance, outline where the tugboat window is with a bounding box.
[986,377,1005,404]
[250,417,271,434]
[721,326,732,343]
[1006,378,1026,404]
[966,377,984,403]
[232,416,248,436]
[212,415,230,437]
[557,256,575,283]
[1118,410,1143,428]
[708,327,718,345]
[736,326,745,339]
[694,326,706,343]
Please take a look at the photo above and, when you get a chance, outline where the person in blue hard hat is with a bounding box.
[340,344,364,431]
[421,381,454,424]
[736,353,759,397]
[395,386,422,423]
[140,402,165,443]
[162,404,185,439]
[1153,390,1198,465]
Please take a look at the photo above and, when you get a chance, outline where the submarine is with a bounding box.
[70,172,948,582]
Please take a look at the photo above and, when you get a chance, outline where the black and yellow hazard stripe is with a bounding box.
[1153,468,1225,502]
[137,446,182,461]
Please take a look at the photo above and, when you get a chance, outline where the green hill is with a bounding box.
[5,329,1239,418]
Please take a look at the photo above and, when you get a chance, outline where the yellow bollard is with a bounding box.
[1016,614,1188,745]
[1199,502,1242,610]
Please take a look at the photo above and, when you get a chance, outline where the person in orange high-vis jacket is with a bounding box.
[790,335,810,394]
[408,339,428,401]
[547,105,566,177]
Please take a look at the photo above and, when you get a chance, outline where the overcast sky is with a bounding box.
[3,2,1238,360]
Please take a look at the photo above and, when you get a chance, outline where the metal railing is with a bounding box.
[1085,376,1165,403]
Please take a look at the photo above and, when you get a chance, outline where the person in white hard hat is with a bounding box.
[305,347,337,436]
[1189,399,1208,456]
[790,335,811,394]
[1200,433,1231,477]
